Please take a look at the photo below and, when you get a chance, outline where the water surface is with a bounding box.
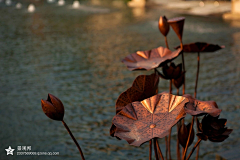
[0,1,240,159]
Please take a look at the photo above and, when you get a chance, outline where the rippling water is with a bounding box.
[0,0,240,160]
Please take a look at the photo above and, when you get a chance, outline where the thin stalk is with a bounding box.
[150,140,152,160]
[195,117,200,160]
[165,137,168,160]
[168,128,172,160]
[165,36,169,49]
[195,142,200,160]
[153,139,159,160]
[194,52,200,98]
[180,40,185,95]
[156,139,164,160]
[168,79,172,160]
[177,122,181,160]
[177,88,179,96]
[182,116,194,160]
[186,139,202,160]
[194,52,200,160]
[62,120,85,160]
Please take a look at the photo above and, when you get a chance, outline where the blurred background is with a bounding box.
[0,0,240,159]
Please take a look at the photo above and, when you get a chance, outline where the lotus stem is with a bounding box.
[156,139,164,160]
[194,52,200,160]
[150,140,152,160]
[177,122,181,160]
[194,52,200,98]
[182,116,194,160]
[195,117,200,160]
[153,139,159,160]
[180,40,185,95]
[165,136,168,160]
[168,79,172,160]
[62,120,85,160]
[168,128,172,160]
[165,36,169,49]
[186,139,202,160]
[177,88,179,96]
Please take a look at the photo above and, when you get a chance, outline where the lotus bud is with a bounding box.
[41,93,65,121]
[178,123,195,148]
[168,17,185,41]
[173,72,185,89]
[158,16,170,37]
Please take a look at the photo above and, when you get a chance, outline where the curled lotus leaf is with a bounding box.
[110,73,159,137]
[116,73,159,113]
[183,94,222,117]
[175,42,224,53]
[168,17,185,41]
[112,92,189,146]
[122,46,182,71]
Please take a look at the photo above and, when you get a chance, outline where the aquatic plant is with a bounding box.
[40,16,232,160]
[112,16,232,160]
[41,94,85,160]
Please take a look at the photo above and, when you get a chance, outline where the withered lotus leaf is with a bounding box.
[110,73,159,137]
[122,46,182,71]
[158,16,170,37]
[173,72,185,89]
[197,115,232,142]
[41,93,65,121]
[112,93,189,146]
[178,123,195,148]
[116,73,159,114]
[175,42,224,52]
[159,63,182,80]
[183,94,222,117]
[168,17,185,41]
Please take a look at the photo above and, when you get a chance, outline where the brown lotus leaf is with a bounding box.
[198,115,233,142]
[110,73,159,137]
[122,46,182,71]
[116,73,159,113]
[178,123,195,148]
[175,42,224,52]
[159,16,170,37]
[112,92,189,146]
[173,72,185,89]
[183,94,221,117]
[41,93,65,121]
[168,17,185,41]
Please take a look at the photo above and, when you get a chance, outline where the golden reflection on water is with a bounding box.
[132,7,145,18]
[232,32,240,78]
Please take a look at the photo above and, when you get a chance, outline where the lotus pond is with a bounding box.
[0,0,240,159]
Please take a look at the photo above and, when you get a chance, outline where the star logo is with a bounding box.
[5,146,15,155]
